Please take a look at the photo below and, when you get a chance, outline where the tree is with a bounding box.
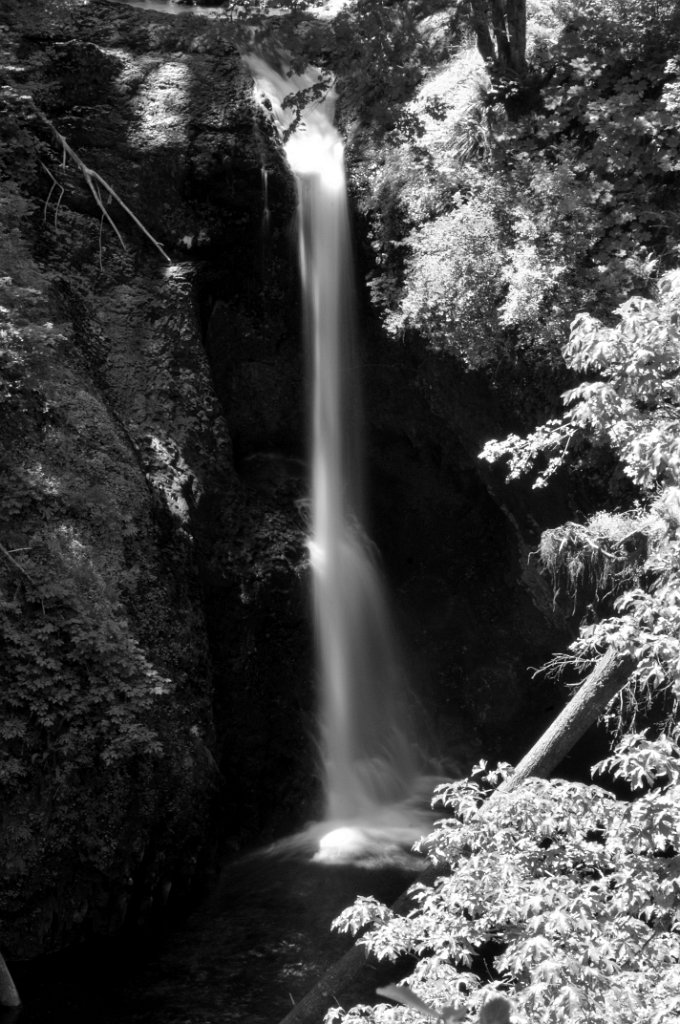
[468,0,527,77]
[481,270,680,736]
[332,743,680,1024]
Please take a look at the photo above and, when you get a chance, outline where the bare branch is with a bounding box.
[43,180,56,219]
[89,176,126,252]
[40,160,64,229]
[36,109,171,263]
[98,210,105,272]
[0,541,35,585]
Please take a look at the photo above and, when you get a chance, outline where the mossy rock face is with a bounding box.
[0,0,309,957]
[0,198,217,956]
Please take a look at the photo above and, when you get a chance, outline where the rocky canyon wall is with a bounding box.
[0,0,312,957]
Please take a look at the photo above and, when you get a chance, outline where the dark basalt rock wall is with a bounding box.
[361,329,573,765]
[0,0,313,958]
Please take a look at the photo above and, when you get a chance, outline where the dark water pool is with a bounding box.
[6,843,418,1024]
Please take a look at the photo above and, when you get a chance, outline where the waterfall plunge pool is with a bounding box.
[10,843,425,1024]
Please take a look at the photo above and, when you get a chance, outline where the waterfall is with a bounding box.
[261,165,270,234]
[245,58,431,852]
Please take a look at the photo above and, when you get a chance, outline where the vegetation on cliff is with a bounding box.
[0,84,220,956]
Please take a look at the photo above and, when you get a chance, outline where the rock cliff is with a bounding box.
[0,0,311,957]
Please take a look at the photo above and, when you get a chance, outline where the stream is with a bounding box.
[9,845,419,1024]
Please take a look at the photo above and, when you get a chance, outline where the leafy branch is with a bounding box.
[333,751,680,1024]
[481,271,680,493]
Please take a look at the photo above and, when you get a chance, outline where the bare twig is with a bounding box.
[0,541,35,585]
[43,179,56,218]
[40,160,64,228]
[90,175,126,252]
[98,210,105,271]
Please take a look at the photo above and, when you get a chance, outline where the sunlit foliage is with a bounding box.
[329,752,680,1024]
[350,0,680,375]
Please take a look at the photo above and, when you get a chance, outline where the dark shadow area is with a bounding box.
[11,848,421,1024]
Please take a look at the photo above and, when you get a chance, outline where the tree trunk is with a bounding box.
[503,649,633,792]
[0,952,20,1008]
[469,0,496,65]
[469,0,527,77]
[278,945,368,1024]
[504,0,527,76]
[277,649,632,1024]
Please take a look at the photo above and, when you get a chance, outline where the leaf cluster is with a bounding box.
[330,754,680,1024]
[480,271,680,491]
[352,1,680,379]
[482,265,680,730]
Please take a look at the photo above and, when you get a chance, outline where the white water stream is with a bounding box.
[245,59,435,858]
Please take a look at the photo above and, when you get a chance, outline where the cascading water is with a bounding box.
[246,58,434,857]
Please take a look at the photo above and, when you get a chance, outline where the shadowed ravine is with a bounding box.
[7,0,670,1017]
[12,841,419,1024]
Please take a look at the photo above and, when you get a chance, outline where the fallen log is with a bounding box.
[0,951,21,1008]
[503,648,634,792]
[278,649,632,1024]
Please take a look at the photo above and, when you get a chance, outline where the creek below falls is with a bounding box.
[9,848,421,1024]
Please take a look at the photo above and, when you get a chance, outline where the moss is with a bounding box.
[538,511,654,603]
[0,175,221,955]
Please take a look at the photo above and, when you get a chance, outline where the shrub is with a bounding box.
[329,749,680,1024]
